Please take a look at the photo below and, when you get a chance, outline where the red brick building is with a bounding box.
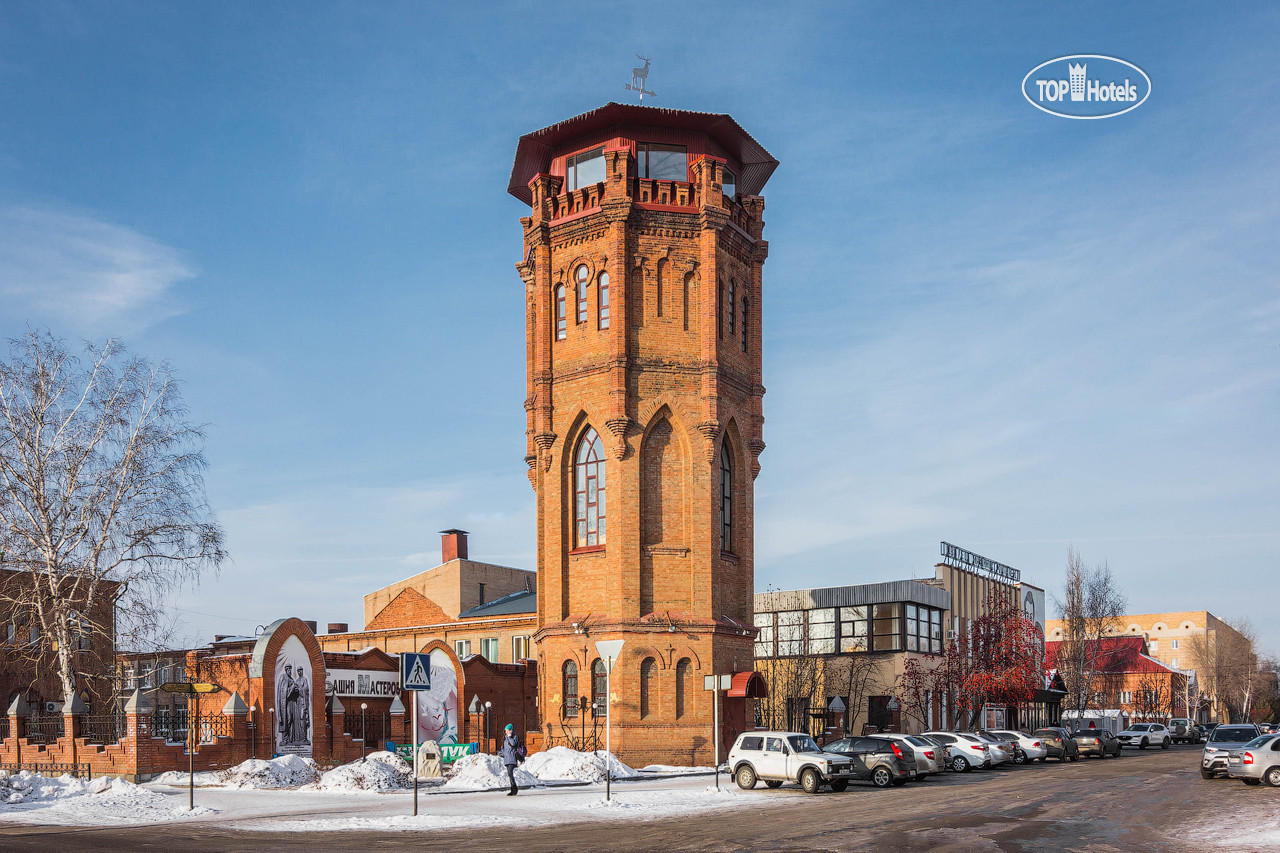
[510,103,777,765]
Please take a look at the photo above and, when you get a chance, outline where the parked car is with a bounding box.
[1032,727,1081,762]
[916,733,953,769]
[1202,724,1263,780]
[1227,734,1280,786]
[728,732,859,793]
[823,736,918,787]
[1117,723,1171,750]
[989,730,1049,764]
[1169,718,1201,744]
[974,731,1015,766]
[923,731,991,772]
[1072,728,1123,759]
[868,734,942,778]
[1202,722,1221,739]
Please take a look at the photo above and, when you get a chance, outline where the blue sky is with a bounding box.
[2,2,1277,654]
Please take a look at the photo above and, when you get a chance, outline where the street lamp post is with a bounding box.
[484,700,492,752]
[361,702,368,758]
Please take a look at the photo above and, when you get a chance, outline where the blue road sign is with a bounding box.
[400,652,432,690]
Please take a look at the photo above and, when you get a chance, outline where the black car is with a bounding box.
[1072,729,1123,759]
[823,736,917,787]
[1033,727,1081,762]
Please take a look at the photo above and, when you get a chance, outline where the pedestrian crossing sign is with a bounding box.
[400,652,432,690]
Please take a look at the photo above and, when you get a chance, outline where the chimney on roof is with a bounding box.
[441,529,469,563]
[327,622,348,634]
[302,620,318,635]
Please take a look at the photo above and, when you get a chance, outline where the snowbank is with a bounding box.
[152,755,320,789]
[1,769,88,805]
[443,753,539,791]
[0,770,215,824]
[523,747,637,783]
[310,751,412,792]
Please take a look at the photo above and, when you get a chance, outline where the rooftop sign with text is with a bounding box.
[1023,55,1150,119]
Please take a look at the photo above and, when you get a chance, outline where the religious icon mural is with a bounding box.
[274,634,314,756]
[415,649,459,745]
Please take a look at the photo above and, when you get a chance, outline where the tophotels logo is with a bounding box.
[1023,55,1150,119]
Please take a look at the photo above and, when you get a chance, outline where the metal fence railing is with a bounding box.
[24,715,65,744]
[0,716,9,741]
[194,715,230,744]
[150,707,188,743]
[343,711,391,747]
[79,713,127,745]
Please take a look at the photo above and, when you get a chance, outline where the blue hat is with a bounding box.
[505,723,513,731]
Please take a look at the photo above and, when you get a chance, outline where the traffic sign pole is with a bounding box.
[412,691,419,817]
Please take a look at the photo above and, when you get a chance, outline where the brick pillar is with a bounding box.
[64,693,87,771]
[6,694,29,764]
[222,692,249,765]
[389,695,406,747]
[329,696,346,762]
[124,688,153,780]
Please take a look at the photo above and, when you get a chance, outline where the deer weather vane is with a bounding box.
[625,53,656,102]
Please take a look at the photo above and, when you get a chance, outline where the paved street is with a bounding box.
[0,745,1274,852]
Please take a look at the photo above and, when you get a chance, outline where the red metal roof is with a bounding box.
[1044,636,1179,675]
[728,670,768,698]
[508,102,778,206]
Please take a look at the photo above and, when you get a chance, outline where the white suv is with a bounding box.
[728,731,858,794]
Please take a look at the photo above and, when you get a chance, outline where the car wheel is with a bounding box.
[799,767,821,794]
[951,755,971,773]
[1201,768,1216,780]
[764,780,783,789]
[1038,756,1047,763]
[1161,738,1170,750]
[830,779,849,792]
[871,766,893,788]
[1014,751,1027,765]
[1140,738,1148,750]
[735,765,757,790]
[1069,754,1079,762]
[1244,778,1263,786]
[1266,767,1280,788]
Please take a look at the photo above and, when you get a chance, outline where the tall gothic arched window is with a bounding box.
[555,285,567,340]
[598,271,610,329]
[741,298,749,352]
[675,657,691,719]
[575,264,589,324]
[640,657,656,719]
[563,660,578,718]
[574,427,606,547]
[727,279,736,336]
[720,440,733,553]
[592,658,607,714]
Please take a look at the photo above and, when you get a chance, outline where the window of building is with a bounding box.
[455,640,471,659]
[598,272,610,329]
[591,658,607,715]
[480,638,499,662]
[563,660,578,718]
[513,635,531,661]
[777,610,803,656]
[727,280,736,336]
[839,606,869,653]
[905,605,943,654]
[808,608,835,655]
[478,583,486,605]
[555,285,566,340]
[741,299,749,352]
[1120,691,1132,704]
[720,441,733,552]
[1171,639,1179,650]
[566,147,605,190]
[1093,692,1107,705]
[636,143,687,181]
[872,603,902,651]
[640,657,656,719]
[574,427,606,547]
[675,657,691,719]
[1171,658,1179,669]
[575,265,589,324]
[722,167,736,199]
[1149,640,1158,653]
[753,612,774,657]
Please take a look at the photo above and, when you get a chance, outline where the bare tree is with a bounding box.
[1054,548,1127,721]
[1132,671,1172,722]
[0,331,226,707]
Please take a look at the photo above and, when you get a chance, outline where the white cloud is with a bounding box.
[0,206,193,333]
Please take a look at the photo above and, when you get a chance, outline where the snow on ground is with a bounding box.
[0,770,215,825]
[639,764,715,774]
[523,747,637,784]
[153,755,321,789]
[443,753,540,791]
[308,751,412,792]
[1177,792,1280,849]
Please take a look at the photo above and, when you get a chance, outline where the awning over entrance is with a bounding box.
[728,670,767,698]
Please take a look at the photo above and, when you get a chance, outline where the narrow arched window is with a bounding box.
[727,279,736,336]
[592,658,607,715]
[675,657,691,719]
[682,272,692,331]
[656,259,666,318]
[598,271,610,329]
[640,657,656,719]
[555,285,567,340]
[720,440,733,553]
[741,298,749,352]
[563,660,578,718]
[574,427,606,547]
[575,265,589,324]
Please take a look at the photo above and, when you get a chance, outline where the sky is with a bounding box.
[1,2,1277,654]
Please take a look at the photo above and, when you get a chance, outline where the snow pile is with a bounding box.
[216,755,321,789]
[151,769,219,787]
[0,770,215,824]
[523,747,638,783]
[310,751,412,792]
[1,769,87,804]
[442,753,539,791]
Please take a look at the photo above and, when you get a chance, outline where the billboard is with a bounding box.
[414,648,459,745]
[1019,582,1047,638]
[274,634,314,756]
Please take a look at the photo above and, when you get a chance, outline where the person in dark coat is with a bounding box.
[499,723,523,795]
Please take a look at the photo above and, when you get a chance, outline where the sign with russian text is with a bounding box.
[324,668,401,698]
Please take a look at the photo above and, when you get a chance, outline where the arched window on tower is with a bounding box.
[555,285,567,340]
[640,657,656,719]
[562,660,579,718]
[575,264,589,324]
[741,298,749,352]
[675,657,691,719]
[574,427,606,547]
[598,271,610,329]
[727,279,736,336]
[720,440,733,553]
[592,658,607,715]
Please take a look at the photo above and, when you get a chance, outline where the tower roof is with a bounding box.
[508,102,778,206]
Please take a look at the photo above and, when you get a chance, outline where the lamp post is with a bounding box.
[484,700,492,752]
[361,702,368,758]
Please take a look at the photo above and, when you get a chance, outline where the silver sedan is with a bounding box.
[1227,733,1280,787]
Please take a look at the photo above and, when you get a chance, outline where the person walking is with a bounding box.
[500,723,524,796]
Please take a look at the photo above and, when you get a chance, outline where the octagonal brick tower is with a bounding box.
[509,103,777,766]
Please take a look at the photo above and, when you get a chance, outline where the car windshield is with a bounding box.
[958,734,982,743]
[789,735,820,754]
[1033,729,1058,738]
[1212,727,1258,743]
[1129,724,1150,731]
[824,739,851,752]
[1244,735,1276,748]
[905,736,929,747]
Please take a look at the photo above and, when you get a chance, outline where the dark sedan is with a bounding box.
[1072,729,1123,759]
[823,736,918,788]
[1033,727,1081,762]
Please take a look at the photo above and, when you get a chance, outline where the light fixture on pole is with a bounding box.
[361,702,368,759]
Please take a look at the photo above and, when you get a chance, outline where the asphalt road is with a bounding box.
[0,744,1268,852]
